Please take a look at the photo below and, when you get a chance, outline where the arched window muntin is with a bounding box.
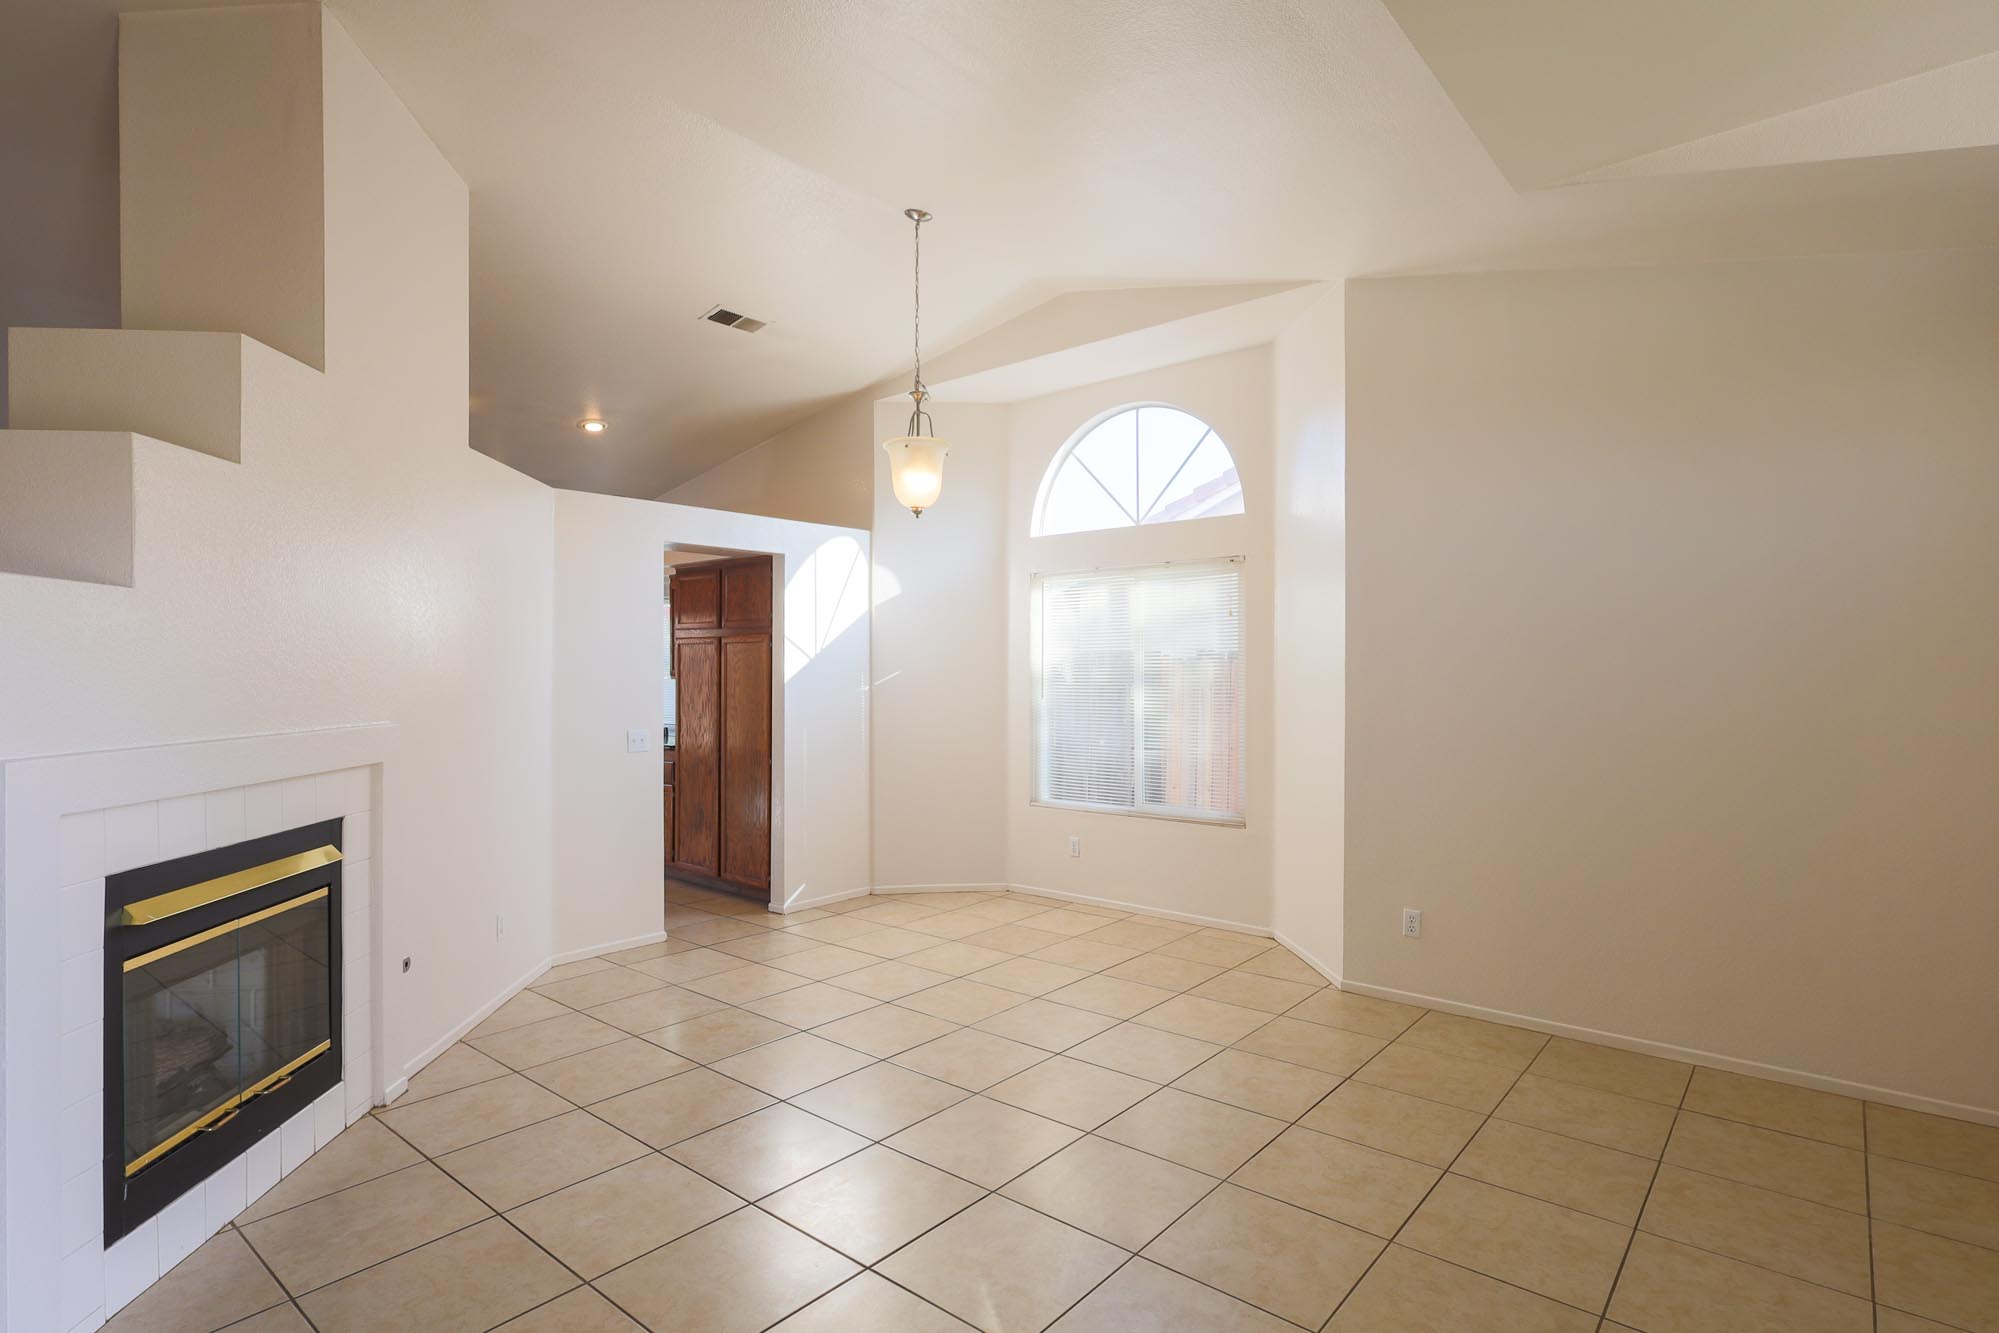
[1032,403,1245,537]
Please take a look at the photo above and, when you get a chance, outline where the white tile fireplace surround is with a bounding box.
[0,725,393,1332]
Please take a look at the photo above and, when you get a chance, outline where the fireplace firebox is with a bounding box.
[103,819,344,1243]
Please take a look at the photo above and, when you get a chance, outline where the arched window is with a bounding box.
[1034,405,1243,537]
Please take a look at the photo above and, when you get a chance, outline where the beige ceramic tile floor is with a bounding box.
[109,885,1999,1332]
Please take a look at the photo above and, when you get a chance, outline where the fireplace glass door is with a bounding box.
[121,889,333,1177]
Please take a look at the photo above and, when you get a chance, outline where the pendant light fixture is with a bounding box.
[882,208,949,516]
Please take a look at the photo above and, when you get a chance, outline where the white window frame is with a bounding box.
[1031,401,1245,538]
[1028,556,1247,827]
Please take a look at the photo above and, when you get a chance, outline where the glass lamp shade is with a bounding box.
[882,434,950,516]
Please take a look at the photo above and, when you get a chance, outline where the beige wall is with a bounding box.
[0,0,121,428]
[1271,288,1347,977]
[122,5,325,370]
[1005,347,1276,928]
[1346,251,1999,1116]
[869,401,1010,890]
[661,390,874,529]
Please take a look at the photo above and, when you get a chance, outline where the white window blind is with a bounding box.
[1032,559,1245,823]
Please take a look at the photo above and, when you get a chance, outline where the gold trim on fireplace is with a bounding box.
[122,887,330,972]
[120,845,342,926]
[125,1039,333,1177]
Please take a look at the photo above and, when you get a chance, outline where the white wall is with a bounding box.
[1005,347,1276,929]
[1346,250,1999,1118]
[551,490,875,934]
[550,495,669,953]
[869,401,1010,891]
[1271,288,1347,978]
[318,11,564,1070]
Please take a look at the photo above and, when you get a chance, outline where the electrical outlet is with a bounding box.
[1401,908,1422,939]
[1068,836,1081,858]
[626,728,649,753]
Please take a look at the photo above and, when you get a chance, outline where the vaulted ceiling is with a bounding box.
[94,0,1999,495]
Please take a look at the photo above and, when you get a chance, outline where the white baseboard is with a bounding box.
[1273,928,1342,988]
[872,882,1009,895]
[396,928,671,1095]
[780,884,872,912]
[398,954,550,1091]
[1341,978,1999,1129]
[1007,881,1272,937]
[550,929,665,966]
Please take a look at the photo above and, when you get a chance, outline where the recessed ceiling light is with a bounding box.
[578,418,608,434]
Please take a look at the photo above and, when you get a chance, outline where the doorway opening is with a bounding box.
[663,548,775,905]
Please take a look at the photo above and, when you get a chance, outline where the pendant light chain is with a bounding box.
[904,208,933,435]
[912,210,925,395]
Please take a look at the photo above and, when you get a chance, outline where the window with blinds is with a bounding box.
[1031,559,1245,823]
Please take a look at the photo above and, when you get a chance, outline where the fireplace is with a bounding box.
[102,819,344,1243]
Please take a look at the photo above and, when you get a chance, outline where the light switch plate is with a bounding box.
[626,728,649,753]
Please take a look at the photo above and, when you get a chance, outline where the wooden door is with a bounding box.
[673,637,720,876]
[719,634,771,892]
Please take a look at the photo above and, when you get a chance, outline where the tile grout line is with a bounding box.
[844,1117,1240,1328]
[633,918,1302,1327]
[222,1220,322,1333]
[246,1205,499,1311]
[1317,1032,1549,1329]
[1595,1062,1694,1327]
[366,1073,657,1333]
[1865,1104,1879,1332]
[357,1044,711,1332]
[1617,1088,1930,1313]
[753,1266,971,1333]
[1022,1028,1378,1330]
[826,1007,1449,1327]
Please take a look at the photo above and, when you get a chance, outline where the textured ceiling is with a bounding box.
[66,0,1999,495]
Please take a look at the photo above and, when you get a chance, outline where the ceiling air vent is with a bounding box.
[701,305,767,333]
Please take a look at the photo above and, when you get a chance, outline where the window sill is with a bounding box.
[1028,798,1245,830]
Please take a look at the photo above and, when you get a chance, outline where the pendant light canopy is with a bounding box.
[882,208,949,517]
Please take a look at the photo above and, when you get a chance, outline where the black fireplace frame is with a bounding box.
[103,817,344,1243]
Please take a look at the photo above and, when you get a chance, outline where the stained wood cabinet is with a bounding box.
[668,556,773,900]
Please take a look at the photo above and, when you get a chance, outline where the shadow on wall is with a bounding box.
[783,535,875,683]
